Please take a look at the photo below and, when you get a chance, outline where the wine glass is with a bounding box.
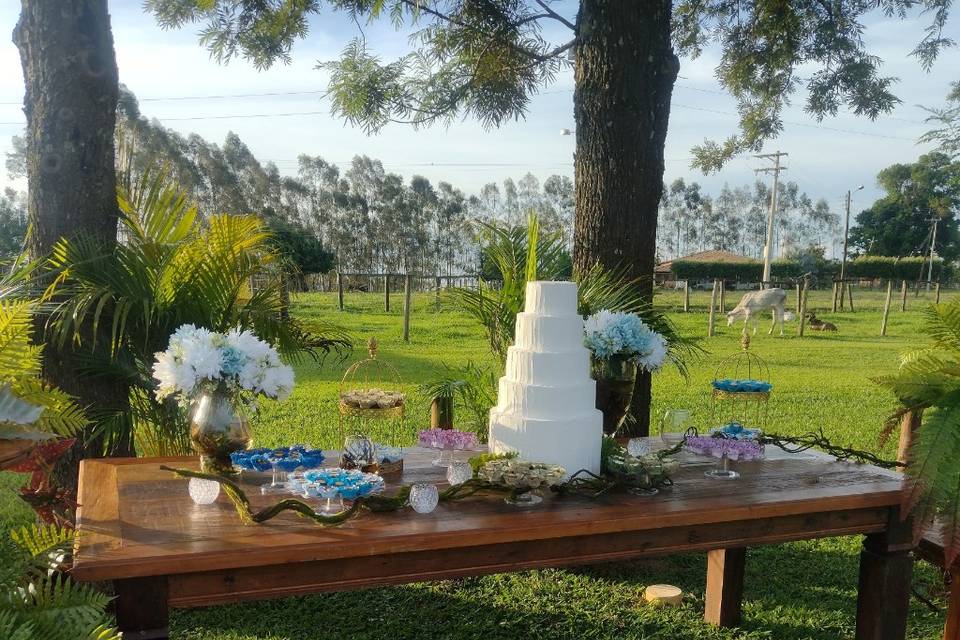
[659,409,692,446]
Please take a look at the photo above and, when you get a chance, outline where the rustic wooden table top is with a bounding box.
[73,444,904,583]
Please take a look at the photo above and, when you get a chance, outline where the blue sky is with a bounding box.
[1,0,958,253]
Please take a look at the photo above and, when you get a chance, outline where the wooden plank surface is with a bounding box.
[74,445,904,582]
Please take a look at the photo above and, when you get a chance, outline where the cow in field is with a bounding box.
[726,288,795,335]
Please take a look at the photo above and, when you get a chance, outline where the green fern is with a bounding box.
[10,524,74,572]
[877,296,960,565]
[0,610,37,640]
[6,576,114,640]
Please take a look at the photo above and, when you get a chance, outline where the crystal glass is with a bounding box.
[659,409,692,446]
[409,483,439,514]
[446,461,473,486]
[188,477,220,505]
[626,438,650,458]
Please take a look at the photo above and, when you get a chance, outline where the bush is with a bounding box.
[670,259,827,281]
[846,256,949,281]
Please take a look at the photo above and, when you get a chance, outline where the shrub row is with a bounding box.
[670,259,824,281]
[845,255,951,281]
[670,255,952,282]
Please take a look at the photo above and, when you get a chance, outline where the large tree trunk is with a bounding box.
[572,1,678,436]
[14,1,132,474]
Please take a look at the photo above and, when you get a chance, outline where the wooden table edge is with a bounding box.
[71,488,904,582]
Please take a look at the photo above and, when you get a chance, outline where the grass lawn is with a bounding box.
[0,284,953,639]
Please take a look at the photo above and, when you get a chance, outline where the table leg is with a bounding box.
[855,517,913,640]
[945,567,960,640]
[114,576,169,640]
[704,547,746,627]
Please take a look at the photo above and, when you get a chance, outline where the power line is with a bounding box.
[0,89,329,106]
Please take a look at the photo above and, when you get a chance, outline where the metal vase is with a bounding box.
[189,389,250,475]
[592,355,638,436]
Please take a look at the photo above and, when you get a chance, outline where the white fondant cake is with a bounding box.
[488,281,603,476]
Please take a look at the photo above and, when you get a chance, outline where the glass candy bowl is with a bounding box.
[479,459,565,506]
[685,434,764,480]
[302,468,385,514]
[231,446,325,494]
[418,428,479,467]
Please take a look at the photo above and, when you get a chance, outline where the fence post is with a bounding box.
[435,276,442,311]
[832,281,839,313]
[900,280,908,312]
[337,271,344,311]
[846,283,855,312]
[707,279,718,337]
[798,278,808,337]
[936,281,941,304]
[383,274,391,312]
[683,280,690,313]
[402,274,413,343]
[881,280,893,336]
[795,283,801,315]
[719,279,725,312]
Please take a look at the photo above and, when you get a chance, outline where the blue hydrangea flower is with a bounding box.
[584,310,669,372]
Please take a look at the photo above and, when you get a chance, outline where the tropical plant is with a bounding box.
[448,214,697,374]
[40,165,350,457]
[876,297,960,565]
[0,523,120,640]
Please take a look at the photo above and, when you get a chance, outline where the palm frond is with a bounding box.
[40,162,351,455]
[877,297,960,565]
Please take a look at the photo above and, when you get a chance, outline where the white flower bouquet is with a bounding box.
[153,324,295,405]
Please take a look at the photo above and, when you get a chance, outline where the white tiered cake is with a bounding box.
[488,281,603,476]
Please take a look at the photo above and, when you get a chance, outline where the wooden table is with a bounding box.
[74,446,911,640]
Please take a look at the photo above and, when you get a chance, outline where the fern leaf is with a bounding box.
[11,576,113,640]
[10,524,74,573]
[0,610,36,640]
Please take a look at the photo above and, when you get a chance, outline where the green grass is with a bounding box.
[1,285,954,639]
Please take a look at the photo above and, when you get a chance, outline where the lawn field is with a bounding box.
[0,284,953,639]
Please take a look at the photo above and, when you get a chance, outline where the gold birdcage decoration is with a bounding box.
[338,337,405,475]
[711,331,771,428]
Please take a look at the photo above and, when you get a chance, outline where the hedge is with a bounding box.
[845,256,952,281]
[670,258,837,281]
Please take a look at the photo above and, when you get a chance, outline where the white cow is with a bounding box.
[726,288,795,336]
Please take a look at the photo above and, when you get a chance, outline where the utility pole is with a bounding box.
[927,217,939,292]
[755,151,788,288]
[838,185,864,310]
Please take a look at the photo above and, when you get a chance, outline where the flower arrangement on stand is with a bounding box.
[153,324,294,474]
[584,310,669,434]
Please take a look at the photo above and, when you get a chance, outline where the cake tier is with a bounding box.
[505,346,591,386]
[514,312,584,351]
[495,377,596,420]
[488,409,602,476]
[525,280,578,316]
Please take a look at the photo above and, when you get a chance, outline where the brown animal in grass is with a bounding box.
[805,312,837,332]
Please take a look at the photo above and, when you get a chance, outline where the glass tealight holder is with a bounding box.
[188,477,220,505]
[446,461,473,486]
[409,483,439,514]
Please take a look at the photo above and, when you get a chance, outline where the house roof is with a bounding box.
[655,250,753,273]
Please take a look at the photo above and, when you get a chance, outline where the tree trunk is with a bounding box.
[573,1,678,436]
[14,1,132,473]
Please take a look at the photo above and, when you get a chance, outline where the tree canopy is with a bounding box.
[849,152,960,260]
[145,1,954,172]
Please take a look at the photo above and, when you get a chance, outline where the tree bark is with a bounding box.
[14,1,131,470]
[573,1,678,436]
